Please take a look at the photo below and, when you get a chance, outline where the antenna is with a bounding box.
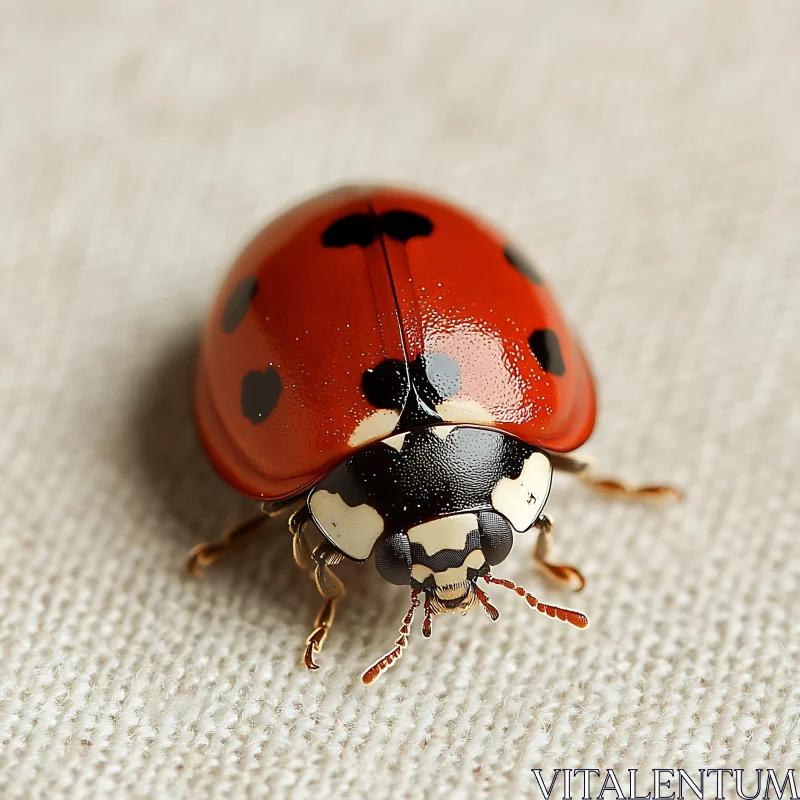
[361,590,421,685]
[482,574,589,629]
[422,594,434,638]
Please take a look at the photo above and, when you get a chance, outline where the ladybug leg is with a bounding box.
[187,511,268,578]
[289,506,315,570]
[548,452,683,502]
[291,506,347,669]
[532,513,585,592]
[186,497,300,578]
[304,542,346,670]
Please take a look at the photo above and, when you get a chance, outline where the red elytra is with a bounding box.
[194,185,596,501]
[188,185,681,683]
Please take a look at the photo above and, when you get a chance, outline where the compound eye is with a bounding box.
[375,532,412,585]
[478,511,513,566]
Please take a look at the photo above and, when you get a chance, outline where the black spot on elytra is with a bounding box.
[241,367,282,424]
[362,350,461,431]
[321,214,376,247]
[362,359,409,410]
[221,276,258,333]
[379,210,433,242]
[503,243,543,285]
[409,351,461,407]
[321,210,433,248]
[528,328,565,376]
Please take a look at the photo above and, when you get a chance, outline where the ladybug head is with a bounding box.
[307,424,590,683]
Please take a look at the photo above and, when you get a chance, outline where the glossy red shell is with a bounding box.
[195,186,596,500]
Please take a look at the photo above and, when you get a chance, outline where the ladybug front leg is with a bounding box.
[303,543,346,670]
[547,452,683,502]
[289,506,315,570]
[289,508,347,670]
[531,513,585,592]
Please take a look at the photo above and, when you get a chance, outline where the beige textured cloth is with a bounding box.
[1,2,798,797]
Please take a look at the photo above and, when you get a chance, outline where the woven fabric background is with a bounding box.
[1,2,798,797]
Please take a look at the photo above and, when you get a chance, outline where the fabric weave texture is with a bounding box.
[0,2,798,797]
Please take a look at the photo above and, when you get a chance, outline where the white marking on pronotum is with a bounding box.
[348,409,400,447]
[407,514,478,556]
[431,425,456,440]
[436,397,495,425]
[491,451,552,532]
[309,490,384,561]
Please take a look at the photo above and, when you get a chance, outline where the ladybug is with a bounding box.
[188,185,680,684]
